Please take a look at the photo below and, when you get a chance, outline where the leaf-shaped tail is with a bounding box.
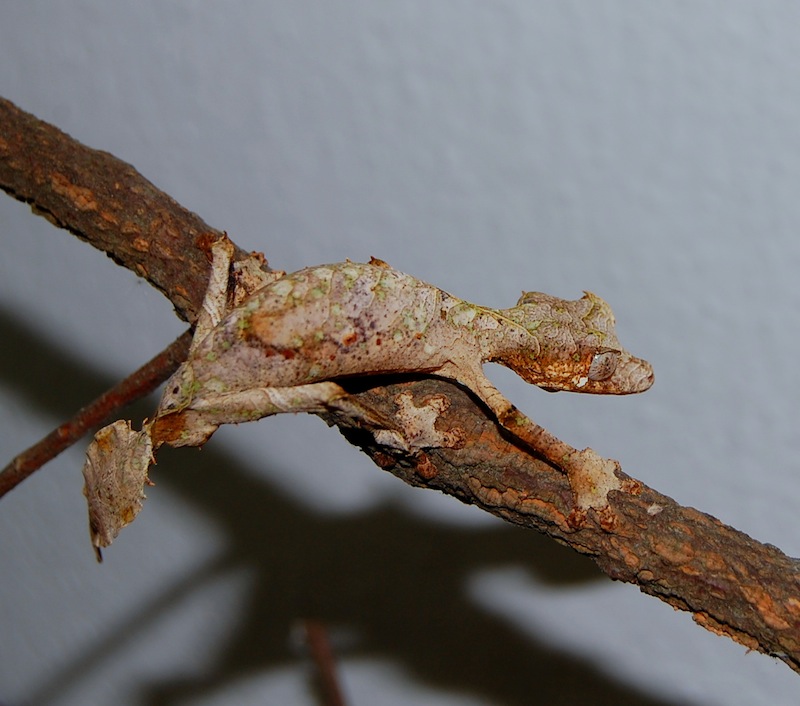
[82,420,154,561]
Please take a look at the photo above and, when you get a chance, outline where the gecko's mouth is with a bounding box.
[536,355,654,395]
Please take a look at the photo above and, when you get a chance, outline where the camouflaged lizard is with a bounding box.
[83,236,653,555]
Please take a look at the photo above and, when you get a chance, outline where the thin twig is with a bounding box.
[304,619,347,706]
[0,331,192,498]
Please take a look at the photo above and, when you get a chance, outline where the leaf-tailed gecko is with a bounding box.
[83,236,654,556]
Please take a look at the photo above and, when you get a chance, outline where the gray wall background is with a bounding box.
[2,2,799,704]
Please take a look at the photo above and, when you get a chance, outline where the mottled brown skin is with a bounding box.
[160,260,653,428]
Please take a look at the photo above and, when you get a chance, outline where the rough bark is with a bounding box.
[2,96,799,673]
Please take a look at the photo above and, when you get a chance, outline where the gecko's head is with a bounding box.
[497,291,654,395]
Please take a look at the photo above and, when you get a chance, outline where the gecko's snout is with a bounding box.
[569,354,654,395]
[622,357,655,394]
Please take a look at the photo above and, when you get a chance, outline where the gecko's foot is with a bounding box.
[369,391,467,452]
[565,447,622,512]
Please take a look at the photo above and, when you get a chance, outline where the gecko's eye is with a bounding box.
[588,350,619,381]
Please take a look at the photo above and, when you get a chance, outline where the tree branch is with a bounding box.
[2,96,799,673]
[0,97,259,324]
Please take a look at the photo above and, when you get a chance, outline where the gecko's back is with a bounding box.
[189,261,466,393]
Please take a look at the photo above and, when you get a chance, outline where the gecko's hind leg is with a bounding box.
[156,381,392,448]
[191,236,236,350]
[83,381,365,554]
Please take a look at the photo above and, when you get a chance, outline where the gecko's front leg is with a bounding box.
[83,380,369,556]
[497,405,623,515]
[153,381,354,448]
[461,368,625,515]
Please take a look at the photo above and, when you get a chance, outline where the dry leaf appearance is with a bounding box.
[82,236,653,556]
